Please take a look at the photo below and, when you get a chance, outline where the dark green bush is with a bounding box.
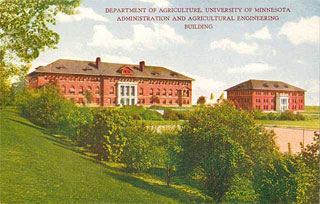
[279,110,296,120]
[16,85,76,131]
[123,125,160,172]
[142,110,164,121]
[163,109,179,121]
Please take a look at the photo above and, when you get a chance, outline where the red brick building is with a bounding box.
[28,57,193,107]
[225,80,305,112]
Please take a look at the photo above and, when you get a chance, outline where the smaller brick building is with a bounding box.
[225,79,305,112]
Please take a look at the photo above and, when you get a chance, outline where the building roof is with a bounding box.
[225,79,305,92]
[29,58,194,81]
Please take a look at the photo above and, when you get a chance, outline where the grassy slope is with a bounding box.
[0,108,208,204]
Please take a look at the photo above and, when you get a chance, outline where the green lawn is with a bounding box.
[255,119,319,130]
[0,108,209,204]
[303,106,320,114]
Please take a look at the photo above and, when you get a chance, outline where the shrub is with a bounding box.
[252,153,315,204]
[180,101,277,202]
[15,85,76,131]
[123,125,160,172]
[142,110,164,121]
[267,112,279,120]
[175,111,190,120]
[279,110,299,120]
[196,96,206,105]
[163,109,179,121]
[158,129,181,186]
[88,108,133,161]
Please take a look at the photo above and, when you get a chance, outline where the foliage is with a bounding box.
[251,109,305,121]
[0,0,81,80]
[85,90,92,104]
[0,71,11,108]
[179,101,277,202]
[123,124,159,172]
[196,96,206,105]
[15,85,75,131]
[142,110,164,121]
[120,106,145,120]
[1,108,208,204]
[88,108,133,161]
[163,109,179,121]
[298,132,320,203]
[175,110,190,120]
[158,129,181,186]
[253,153,299,204]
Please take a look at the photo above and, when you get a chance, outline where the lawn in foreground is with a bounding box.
[0,108,208,204]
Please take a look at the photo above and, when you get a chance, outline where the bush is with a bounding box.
[88,108,133,161]
[180,101,277,202]
[279,110,305,121]
[142,110,164,121]
[252,153,315,204]
[163,109,179,121]
[15,85,76,131]
[123,125,160,172]
[175,111,190,120]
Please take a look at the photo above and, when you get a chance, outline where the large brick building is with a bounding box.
[28,57,193,107]
[225,79,305,112]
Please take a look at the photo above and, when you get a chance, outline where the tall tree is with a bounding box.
[0,0,82,79]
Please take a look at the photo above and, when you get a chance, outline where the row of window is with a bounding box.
[292,105,303,110]
[230,91,304,97]
[138,98,190,105]
[141,88,190,97]
[255,105,274,110]
[61,85,114,95]
[292,98,304,103]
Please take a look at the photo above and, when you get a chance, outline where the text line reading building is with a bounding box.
[28,57,194,107]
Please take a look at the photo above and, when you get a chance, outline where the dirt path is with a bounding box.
[266,127,318,154]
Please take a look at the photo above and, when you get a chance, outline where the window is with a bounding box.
[131,86,135,96]
[61,85,66,94]
[139,87,143,96]
[87,86,92,92]
[79,98,84,104]
[186,90,189,97]
[96,98,100,104]
[120,86,124,96]
[163,99,166,104]
[169,89,172,96]
[162,89,166,96]
[95,86,100,95]
[150,88,153,95]
[131,99,135,105]
[70,86,75,94]
[125,86,129,96]
[110,87,114,95]
[107,98,111,104]
[156,88,160,96]
[79,86,84,95]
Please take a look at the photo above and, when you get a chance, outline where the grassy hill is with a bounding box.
[0,108,209,204]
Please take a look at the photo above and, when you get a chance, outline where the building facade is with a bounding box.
[28,57,193,107]
[225,80,305,112]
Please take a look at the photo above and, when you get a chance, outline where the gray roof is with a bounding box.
[29,59,194,81]
[225,79,305,92]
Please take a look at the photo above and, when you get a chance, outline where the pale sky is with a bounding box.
[31,0,320,105]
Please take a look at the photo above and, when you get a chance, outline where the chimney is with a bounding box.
[139,61,145,72]
[96,57,101,69]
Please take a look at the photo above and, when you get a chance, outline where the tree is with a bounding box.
[123,124,159,172]
[210,92,214,104]
[180,101,277,202]
[252,153,299,204]
[158,129,181,186]
[0,0,82,79]
[196,96,206,105]
[297,132,320,203]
